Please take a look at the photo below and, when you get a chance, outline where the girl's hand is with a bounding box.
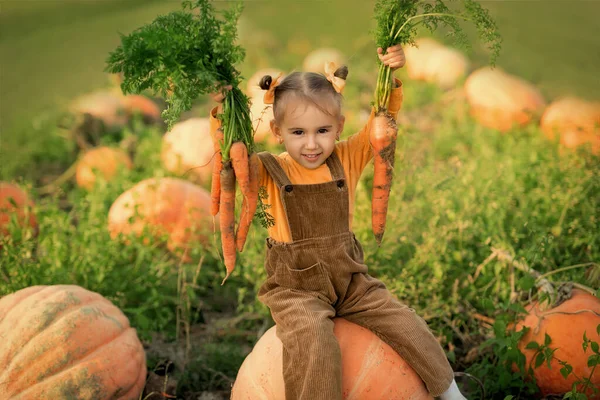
[210,84,232,113]
[377,44,406,71]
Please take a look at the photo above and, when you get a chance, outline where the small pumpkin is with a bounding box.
[70,91,129,132]
[75,146,133,190]
[515,288,600,398]
[540,97,600,154]
[231,318,432,400]
[303,47,346,73]
[108,177,217,258]
[404,38,469,89]
[0,285,147,399]
[121,94,162,124]
[0,182,37,238]
[464,67,546,132]
[161,118,215,185]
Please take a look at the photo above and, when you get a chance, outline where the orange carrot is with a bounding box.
[220,162,236,284]
[210,127,224,216]
[211,152,222,216]
[236,152,259,252]
[370,112,398,246]
[230,141,250,199]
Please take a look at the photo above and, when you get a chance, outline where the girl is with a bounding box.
[210,45,466,400]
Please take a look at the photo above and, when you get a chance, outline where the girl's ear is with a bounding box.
[270,119,282,141]
[337,115,346,139]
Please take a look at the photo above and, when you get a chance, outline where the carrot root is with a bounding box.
[210,151,222,216]
[235,152,259,252]
[370,112,398,246]
[219,162,236,284]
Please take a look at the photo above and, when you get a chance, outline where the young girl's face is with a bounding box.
[270,98,345,170]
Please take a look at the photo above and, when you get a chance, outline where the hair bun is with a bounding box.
[259,75,273,90]
[333,65,348,80]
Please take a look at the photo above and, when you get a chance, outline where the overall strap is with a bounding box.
[325,151,345,183]
[257,152,292,188]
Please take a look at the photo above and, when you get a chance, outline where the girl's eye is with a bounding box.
[292,130,303,135]
[318,128,329,134]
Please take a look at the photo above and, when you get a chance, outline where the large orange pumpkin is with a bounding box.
[404,38,469,90]
[161,118,216,185]
[540,97,600,154]
[515,288,600,398]
[0,182,37,238]
[303,47,346,73]
[75,146,133,190]
[231,318,433,400]
[108,177,217,258]
[0,285,147,399]
[464,67,546,132]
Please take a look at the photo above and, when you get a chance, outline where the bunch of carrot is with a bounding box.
[105,0,259,282]
[211,87,259,284]
[370,0,501,245]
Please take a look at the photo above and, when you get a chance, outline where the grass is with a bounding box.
[1,1,599,399]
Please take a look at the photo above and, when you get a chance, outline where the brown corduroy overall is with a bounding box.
[257,151,454,399]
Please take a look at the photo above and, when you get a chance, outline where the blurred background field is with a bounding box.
[2,0,600,178]
[1,1,599,399]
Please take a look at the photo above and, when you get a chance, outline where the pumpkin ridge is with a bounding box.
[10,327,139,399]
[345,334,380,400]
[0,286,46,320]
[1,296,109,375]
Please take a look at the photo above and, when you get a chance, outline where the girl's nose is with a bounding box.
[305,134,317,149]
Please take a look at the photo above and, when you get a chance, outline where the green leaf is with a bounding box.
[588,354,600,367]
[503,396,514,400]
[518,275,536,291]
[597,324,600,336]
[525,341,540,350]
[592,341,599,353]
[545,332,552,346]
[535,352,545,368]
[560,364,573,379]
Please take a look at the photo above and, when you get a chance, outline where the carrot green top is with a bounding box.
[209,78,403,243]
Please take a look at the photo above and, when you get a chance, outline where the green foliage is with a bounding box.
[372,0,502,111]
[105,0,253,151]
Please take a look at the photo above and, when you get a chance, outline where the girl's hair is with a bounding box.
[259,65,349,123]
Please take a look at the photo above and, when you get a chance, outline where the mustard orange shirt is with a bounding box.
[210,78,404,243]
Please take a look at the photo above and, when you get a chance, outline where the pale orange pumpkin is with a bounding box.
[249,94,279,145]
[0,182,37,238]
[70,91,129,132]
[540,97,600,154]
[75,146,133,190]
[303,47,346,73]
[515,289,600,398]
[108,177,217,258]
[0,285,147,399]
[404,38,469,89]
[231,318,433,400]
[464,67,546,132]
[161,118,216,185]
[122,94,162,124]
[246,68,285,98]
